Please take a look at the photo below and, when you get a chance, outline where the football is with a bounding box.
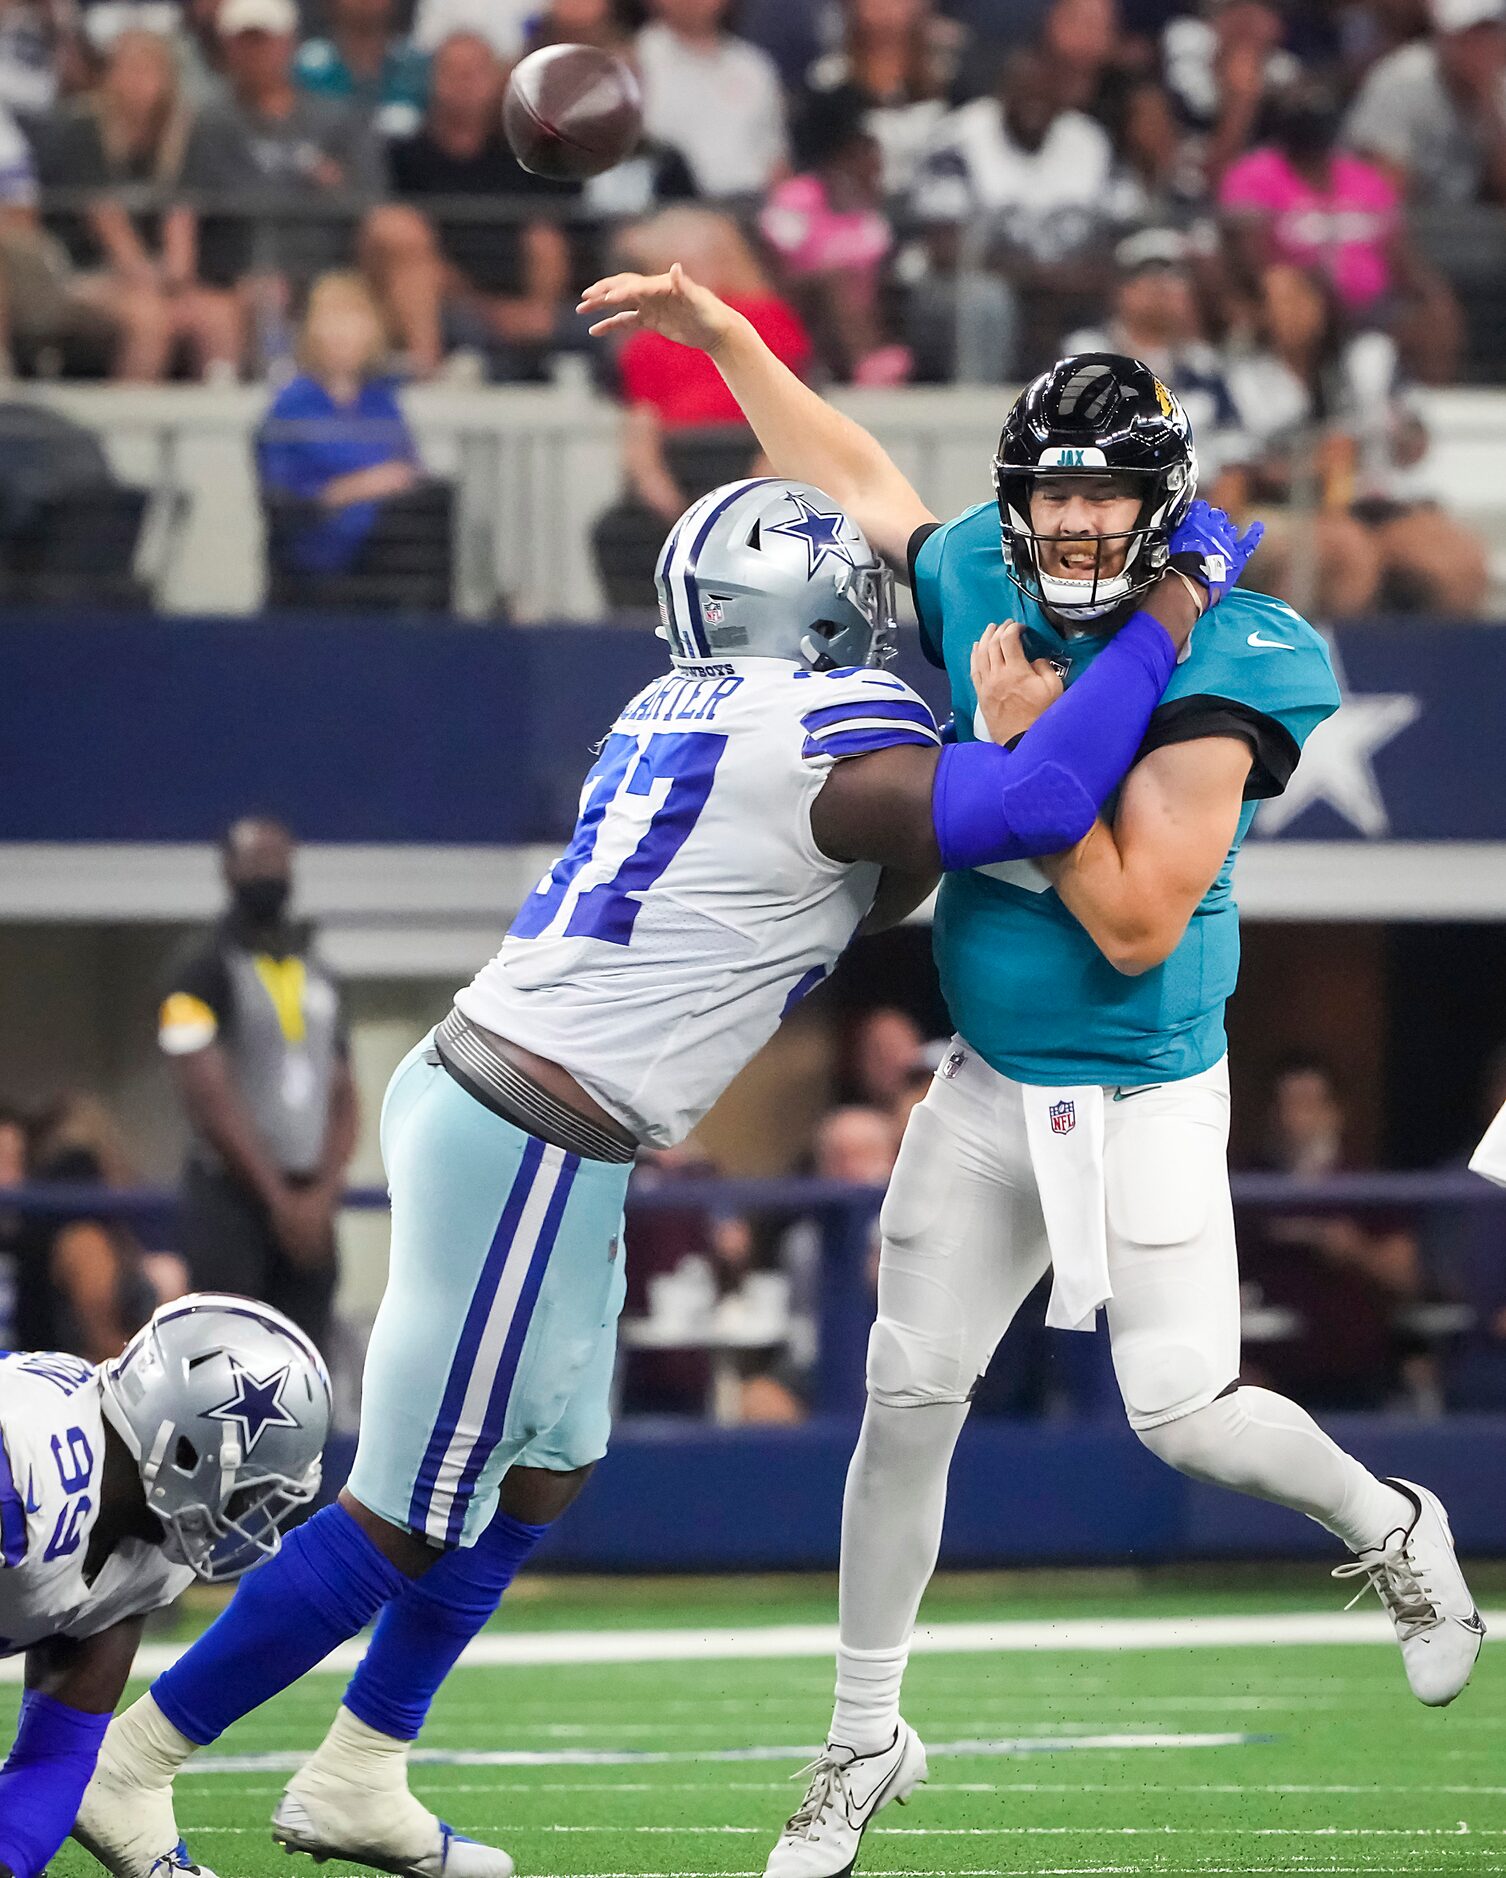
[503,42,643,181]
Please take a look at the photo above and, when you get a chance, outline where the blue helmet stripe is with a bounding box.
[679,478,783,660]
[655,504,696,661]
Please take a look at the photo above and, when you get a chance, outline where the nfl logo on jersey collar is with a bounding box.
[1049,1099,1077,1135]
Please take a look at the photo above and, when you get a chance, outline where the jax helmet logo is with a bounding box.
[1049,1100,1077,1136]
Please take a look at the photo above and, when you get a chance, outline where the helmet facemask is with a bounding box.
[800,562,899,672]
[993,461,1191,624]
[144,1416,322,1583]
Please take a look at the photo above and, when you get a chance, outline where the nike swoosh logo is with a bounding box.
[1247,631,1294,650]
[1113,1085,1162,1102]
[1460,1608,1487,1636]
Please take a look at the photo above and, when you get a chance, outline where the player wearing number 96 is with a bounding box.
[81,476,1224,1878]
[0,1296,328,1878]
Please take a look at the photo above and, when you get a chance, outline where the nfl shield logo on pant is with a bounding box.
[1049,1099,1076,1135]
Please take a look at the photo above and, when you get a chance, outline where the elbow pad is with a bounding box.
[0,1689,112,1878]
[932,741,1097,871]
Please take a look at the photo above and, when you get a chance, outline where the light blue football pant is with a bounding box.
[347,1035,630,1548]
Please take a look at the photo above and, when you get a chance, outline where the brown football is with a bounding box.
[503,43,643,181]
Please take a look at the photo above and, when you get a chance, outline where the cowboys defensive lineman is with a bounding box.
[81,475,1239,1877]
[575,266,1486,1878]
[0,1295,329,1878]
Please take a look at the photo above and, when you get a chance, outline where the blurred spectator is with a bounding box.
[760,97,909,384]
[1436,1041,1506,1408]
[635,0,790,200]
[182,0,386,361]
[1102,74,1208,221]
[0,0,69,118]
[296,0,430,138]
[258,270,451,607]
[848,1005,925,1110]
[592,206,811,605]
[33,29,245,381]
[369,30,575,381]
[411,0,534,59]
[0,97,174,380]
[526,0,635,57]
[17,1094,179,1363]
[1237,1057,1427,1411]
[908,47,1114,378]
[1345,0,1506,206]
[1225,262,1487,614]
[159,815,356,1349]
[1220,72,1464,384]
[1067,227,1251,498]
[0,1104,26,1347]
[1162,1,1299,184]
[1040,0,1131,121]
[802,0,966,197]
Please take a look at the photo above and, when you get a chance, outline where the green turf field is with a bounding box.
[17,1571,1506,1878]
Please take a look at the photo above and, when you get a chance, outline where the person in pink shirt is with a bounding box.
[1220,75,1462,381]
[759,100,910,385]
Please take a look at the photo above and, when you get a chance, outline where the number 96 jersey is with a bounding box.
[457,660,940,1148]
[0,1352,193,1655]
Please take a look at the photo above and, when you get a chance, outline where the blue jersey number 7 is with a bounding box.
[511,730,728,946]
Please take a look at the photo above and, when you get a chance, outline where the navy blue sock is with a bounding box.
[342,1509,549,1741]
[153,1503,409,1745]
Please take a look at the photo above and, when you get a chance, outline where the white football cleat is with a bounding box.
[764,1721,928,1878]
[273,1772,516,1878]
[72,1759,212,1878]
[1333,1477,1485,1707]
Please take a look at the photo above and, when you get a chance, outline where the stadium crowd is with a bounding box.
[0,0,1499,611]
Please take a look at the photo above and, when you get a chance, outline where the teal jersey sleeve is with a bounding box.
[908,502,998,672]
[1145,589,1340,799]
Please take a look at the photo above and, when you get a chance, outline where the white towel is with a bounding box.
[1469,1097,1506,1189]
[1021,1082,1110,1333]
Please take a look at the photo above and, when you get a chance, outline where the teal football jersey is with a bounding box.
[912,502,1340,1085]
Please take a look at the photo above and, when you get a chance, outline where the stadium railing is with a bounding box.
[8,1169,1504,1417]
[9,1171,1505,1563]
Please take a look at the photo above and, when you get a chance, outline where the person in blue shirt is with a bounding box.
[257,271,425,586]
[576,263,1487,1878]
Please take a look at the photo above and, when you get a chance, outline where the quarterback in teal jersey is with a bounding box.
[580,267,1486,1878]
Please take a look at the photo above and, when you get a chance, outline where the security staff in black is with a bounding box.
[158,817,357,1347]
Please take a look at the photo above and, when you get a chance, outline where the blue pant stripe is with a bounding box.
[406,1134,546,1535]
[441,1152,580,1545]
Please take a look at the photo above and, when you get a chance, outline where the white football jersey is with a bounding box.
[459,659,940,1146]
[0,1352,192,1655]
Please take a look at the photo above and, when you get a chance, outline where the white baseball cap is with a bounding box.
[218,0,299,36]
[1431,0,1506,33]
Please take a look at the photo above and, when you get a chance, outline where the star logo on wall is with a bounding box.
[1255,635,1421,839]
[767,490,861,577]
[206,1357,299,1457]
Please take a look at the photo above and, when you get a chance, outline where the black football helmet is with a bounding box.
[992,353,1198,622]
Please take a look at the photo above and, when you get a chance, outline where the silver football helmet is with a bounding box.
[100,1293,331,1583]
[653,479,897,672]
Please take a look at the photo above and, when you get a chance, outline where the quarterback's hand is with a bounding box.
[1167,499,1264,607]
[971,621,1063,746]
[579,262,739,353]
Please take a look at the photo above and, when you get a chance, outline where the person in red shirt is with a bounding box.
[592,205,812,607]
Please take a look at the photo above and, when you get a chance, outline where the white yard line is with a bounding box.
[180,1731,1266,1774]
[9,1606,1499,1684]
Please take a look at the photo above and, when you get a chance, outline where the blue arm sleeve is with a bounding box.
[932,610,1177,870]
[0,1688,112,1878]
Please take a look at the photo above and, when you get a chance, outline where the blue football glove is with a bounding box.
[1167,499,1264,607]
